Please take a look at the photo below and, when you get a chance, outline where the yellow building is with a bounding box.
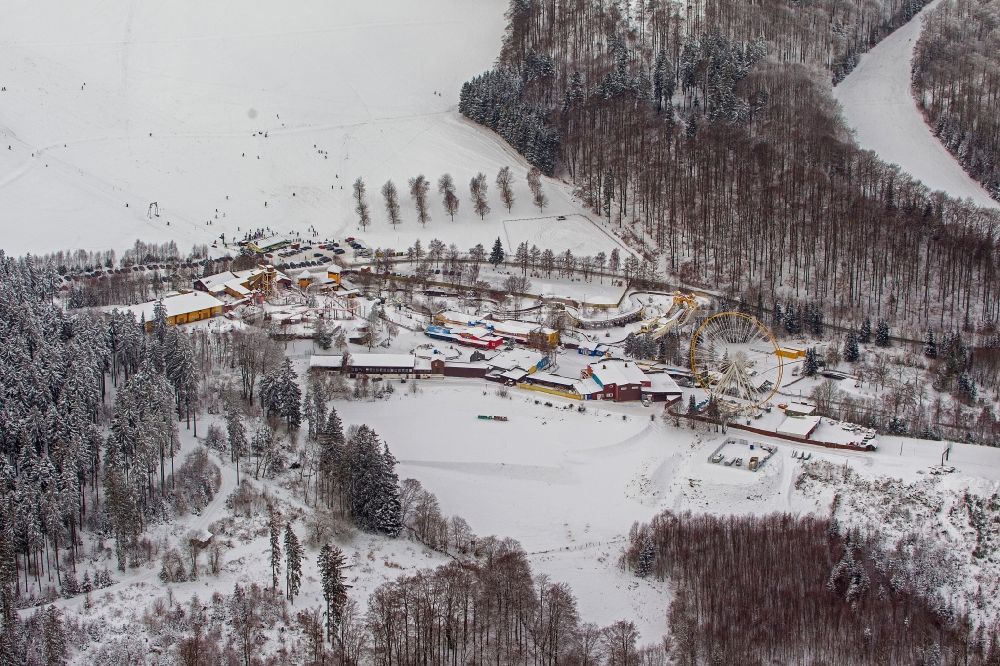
[124,291,225,330]
[776,347,805,360]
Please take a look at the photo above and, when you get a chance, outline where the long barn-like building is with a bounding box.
[310,353,438,378]
[122,291,225,330]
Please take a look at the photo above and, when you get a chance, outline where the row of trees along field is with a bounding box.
[461,0,1000,336]
[912,0,1000,203]
[622,510,1000,665]
[350,166,551,229]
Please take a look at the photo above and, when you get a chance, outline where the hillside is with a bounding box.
[834,0,1000,209]
[0,0,574,256]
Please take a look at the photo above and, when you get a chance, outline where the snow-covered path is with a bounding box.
[833,0,999,209]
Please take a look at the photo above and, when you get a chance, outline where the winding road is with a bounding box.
[833,0,999,209]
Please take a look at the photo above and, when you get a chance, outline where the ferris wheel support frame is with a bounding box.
[688,311,784,415]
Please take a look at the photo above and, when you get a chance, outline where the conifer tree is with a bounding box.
[808,305,824,336]
[844,331,860,363]
[226,404,247,483]
[317,543,349,644]
[318,407,346,509]
[803,347,819,377]
[875,319,890,347]
[346,426,403,536]
[284,523,303,602]
[260,358,302,430]
[636,536,656,578]
[859,317,872,344]
[924,331,938,359]
[269,511,282,590]
[315,318,333,350]
[41,604,67,666]
[489,237,505,268]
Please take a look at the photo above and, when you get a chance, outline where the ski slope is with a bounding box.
[0,0,605,257]
[833,0,999,209]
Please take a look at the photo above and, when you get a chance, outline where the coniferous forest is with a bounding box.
[461,0,1000,333]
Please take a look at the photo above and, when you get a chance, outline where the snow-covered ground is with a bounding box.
[0,0,618,259]
[324,373,1000,637]
[833,0,999,209]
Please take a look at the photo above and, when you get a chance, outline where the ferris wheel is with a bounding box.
[689,312,783,414]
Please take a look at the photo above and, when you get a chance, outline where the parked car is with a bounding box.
[334,248,346,255]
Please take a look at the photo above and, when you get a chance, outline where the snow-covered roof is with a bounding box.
[646,373,682,395]
[249,235,289,250]
[197,270,239,292]
[487,348,545,371]
[491,319,556,336]
[785,402,816,416]
[438,310,483,325]
[528,372,577,388]
[590,359,647,387]
[447,361,491,369]
[500,368,528,382]
[776,415,821,438]
[223,279,252,296]
[310,353,420,370]
[310,355,345,369]
[122,291,224,321]
[575,377,602,396]
[232,266,291,283]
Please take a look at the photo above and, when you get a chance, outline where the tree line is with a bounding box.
[351,166,550,230]
[622,509,1000,665]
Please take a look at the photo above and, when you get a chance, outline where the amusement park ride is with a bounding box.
[638,292,702,339]
[638,293,784,416]
[689,312,783,416]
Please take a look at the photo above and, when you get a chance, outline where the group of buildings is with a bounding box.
[425,311,560,352]
[120,262,351,330]
[309,346,683,404]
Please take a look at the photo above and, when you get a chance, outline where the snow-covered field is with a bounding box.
[833,0,999,209]
[325,376,1000,637]
[0,0,619,260]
